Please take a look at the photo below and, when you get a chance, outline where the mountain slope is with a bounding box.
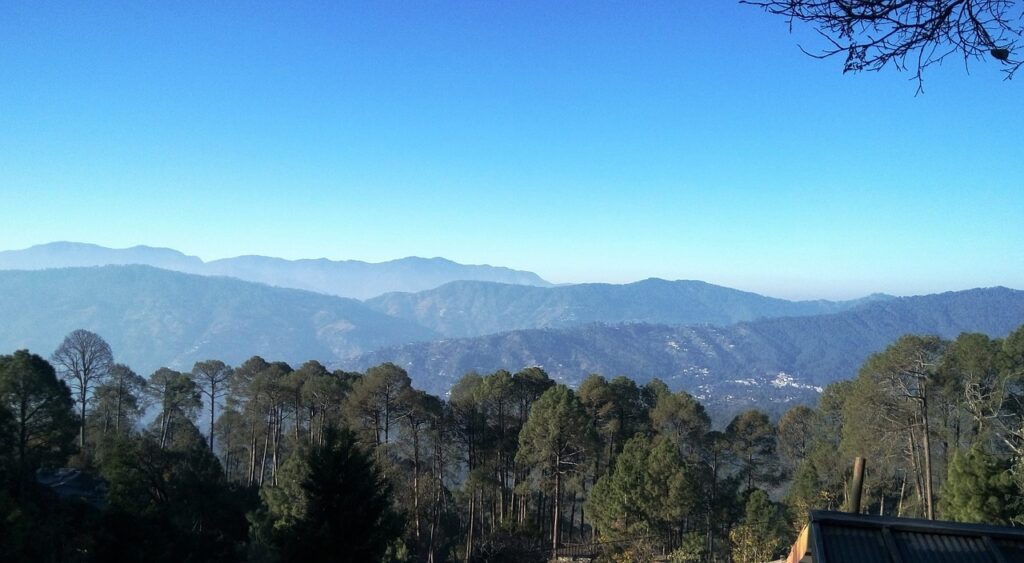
[205,255,551,300]
[0,242,551,299]
[0,241,205,272]
[0,266,438,376]
[366,278,892,337]
[344,287,1024,421]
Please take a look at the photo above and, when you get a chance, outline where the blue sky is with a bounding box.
[1,1,1021,300]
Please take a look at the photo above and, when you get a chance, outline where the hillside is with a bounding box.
[0,242,552,299]
[0,266,437,375]
[366,278,892,337]
[204,254,551,300]
[2,258,1021,424]
[0,241,205,272]
[345,287,1024,421]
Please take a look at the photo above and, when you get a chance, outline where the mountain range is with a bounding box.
[0,242,551,299]
[2,242,1022,422]
[345,287,1024,421]
[0,266,436,375]
[366,279,892,337]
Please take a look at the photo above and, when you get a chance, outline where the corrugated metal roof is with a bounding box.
[816,523,889,562]
[995,538,1024,561]
[792,511,1024,563]
[887,529,993,563]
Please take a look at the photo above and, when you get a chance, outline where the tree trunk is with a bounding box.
[537,493,545,540]
[706,451,718,558]
[464,491,475,563]
[272,406,282,487]
[308,405,316,444]
[259,420,270,487]
[907,429,924,515]
[428,447,442,563]
[521,491,527,525]
[552,459,562,552]
[580,480,588,542]
[384,396,390,445]
[159,409,169,450]
[568,491,577,543]
[115,384,122,434]
[897,472,907,517]
[209,384,217,452]
[247,421,258,487]
[79,389,87,449]
[18,397,28,477]
[318,409,326,447]
[413,427,421,542]
[920,392,934,520]
[373,410,381,447]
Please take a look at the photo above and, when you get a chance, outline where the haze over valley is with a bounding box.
[3,242,1020,422]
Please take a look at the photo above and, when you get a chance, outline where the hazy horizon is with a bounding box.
[2,239,1020,302]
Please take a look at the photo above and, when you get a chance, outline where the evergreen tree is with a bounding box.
[92,363,146,438]
[398,388,444,550]
[272,427,403,563]
[192,359,234,452]
[252,361,296,487]
[516,384,596,552]
[939,445,1022,525]
[852,335,945,519]
[300,364,351,448]
[98,422,251,562]
[587,434,700,545]
[346,362,412,447]
[0,350,77,483]
[651,390,711,464]
[579,374,616,477]
[228,355,272,487]
[729,489,787,563]
[478,369,517,528]
[726,409,781,492]
[147,367,201,450]
[776,405,815,474]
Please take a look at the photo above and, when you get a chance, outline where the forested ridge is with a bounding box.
[2,324,1024,562]
[364,278,888,337]
[349,287,1024,422]
[5,267,1023,428]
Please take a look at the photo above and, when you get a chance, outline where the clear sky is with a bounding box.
[1,1,1021,300]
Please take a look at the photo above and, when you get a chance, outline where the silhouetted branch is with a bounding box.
[743,0,1024,90]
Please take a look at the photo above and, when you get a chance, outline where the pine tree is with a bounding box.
[729,490,787,563]
[940,445,1022,525]
[0,350,77,481]
[726,409,782,492]
[587,434,700,545]
[516,384,596,552]
[275,427,403,563]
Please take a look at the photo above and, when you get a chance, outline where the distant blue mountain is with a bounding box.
[203,254,551,300]
[0,265,437,376]
[0,241,205,272]
[367,278,893,337]
[346,287,1024,423]
[0,242,552,299]
[3,243,1021,425]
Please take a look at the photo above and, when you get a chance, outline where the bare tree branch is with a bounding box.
[743,0,1024,89]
